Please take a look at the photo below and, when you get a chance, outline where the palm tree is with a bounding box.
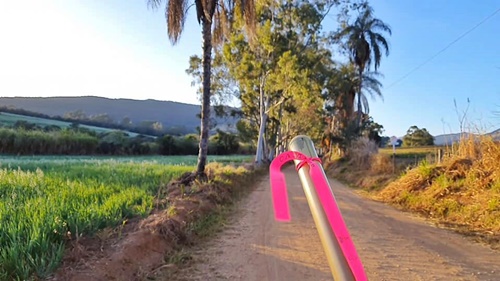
[337,5,391,123]
[333,64,383,120]
[148,0,255,177]
[354,71,384,115]
[323,63,383,156]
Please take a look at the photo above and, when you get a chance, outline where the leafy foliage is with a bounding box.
[158,131,244,155]
[184,0,392,160]
[403,126,435,147]
[218,0,350,162]
[186,53,238,106]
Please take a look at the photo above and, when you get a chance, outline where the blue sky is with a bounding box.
[0,0,498,137]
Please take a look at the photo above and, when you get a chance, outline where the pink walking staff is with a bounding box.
[270,135,367,281]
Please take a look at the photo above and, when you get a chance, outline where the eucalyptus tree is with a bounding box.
[221,0,343,164]
[148,0,255,176]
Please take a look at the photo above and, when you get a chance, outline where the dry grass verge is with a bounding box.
[50,162,265,281]
[328,136,500,249]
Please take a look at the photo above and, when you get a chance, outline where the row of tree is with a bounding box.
[0,123,247,156]
[0,128,100,155]
[158,130,249,155]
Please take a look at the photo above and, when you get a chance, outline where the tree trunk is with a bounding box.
[355,68,363,127]
[255,82,269,165]
[255,105,268,164]
[345,91,355,120]
[255,120,266,164]
[196,19,213,176]
[275,103,283,156]
[356,93,362,125]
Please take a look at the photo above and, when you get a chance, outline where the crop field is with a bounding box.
[379,146,443,159]
[0,112,143,137]
[0,155,251,280]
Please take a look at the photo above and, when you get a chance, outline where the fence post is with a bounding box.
[289,135,355,281]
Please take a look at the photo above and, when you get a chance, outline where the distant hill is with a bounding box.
[0,96,239,134]
[488,128,500,140]
[433,133,471,146]
[433,129,500,146]
[0,111,148,137]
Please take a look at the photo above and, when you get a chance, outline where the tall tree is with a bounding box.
[403,126,434,147]
[337,5,391,123]
[148,0,255,176]
[222,0,340,164]
[321,58,388,158]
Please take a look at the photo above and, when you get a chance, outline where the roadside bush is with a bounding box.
[208,130,239,155]
[158,135,178,155]
[378,135,500,233]
[0,128,99,155]
[370,153,393,174]
[160,133,242,156]
[175,136,199,155]
[237,142,256,155]
[348,137,379,169]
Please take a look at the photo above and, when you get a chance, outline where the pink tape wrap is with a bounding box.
[270,151,367,281]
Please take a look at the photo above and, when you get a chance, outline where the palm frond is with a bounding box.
[212,8,224,45]
[353,92,370,115]
[369,32,382,70]
[374,32,390,56]
[370,18,392,35]
[195,0,204,23]
[361,71,383,100]
[147,0,163,9]
[338,26,356,37]
[166,0,188,44]
[362,86,382,101]
[337,3,391,72]
[239,0,256,41]
[359,6,374,23]
[148,0,188,44]
[360,94,370,114]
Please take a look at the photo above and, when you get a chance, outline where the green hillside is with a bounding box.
[0,96,239,134]
[0,112,144,137]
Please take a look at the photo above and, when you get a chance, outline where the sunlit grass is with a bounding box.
[378,136,500,233]
[330,136,500,247]
[379,146,442,159]
[0,154,252,167]
[0,155,250,280]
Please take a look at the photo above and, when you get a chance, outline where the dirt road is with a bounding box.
[168,167,500,281]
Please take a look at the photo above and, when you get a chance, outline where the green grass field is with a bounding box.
[379,146,443,159]
[0,155,251,280]
[0,155,253,168]
[0,112,144,137]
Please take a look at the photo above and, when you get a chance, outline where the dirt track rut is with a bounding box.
[169,167,500,281]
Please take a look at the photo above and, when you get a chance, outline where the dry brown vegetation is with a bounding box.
[328,136,500,248]
[326,138,403,192]
[50,162,265,281]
